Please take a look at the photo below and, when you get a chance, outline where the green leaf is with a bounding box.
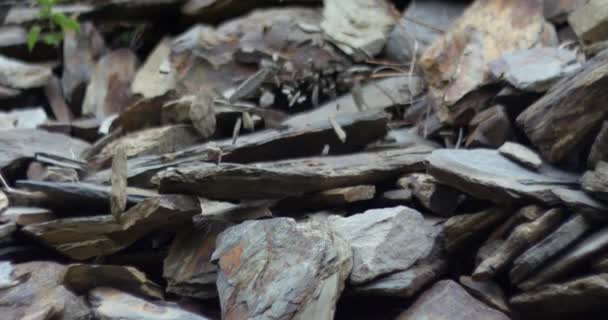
[42,32,63,47]
[27,25,41,52]
[52,13,80,32]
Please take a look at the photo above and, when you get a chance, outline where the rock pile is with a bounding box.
[1,0,608,319]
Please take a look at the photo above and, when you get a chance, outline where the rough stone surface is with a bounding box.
[396,280,510,320]
[329,206,433,284]
[0,54,52,89]
[582,161,608,201]
[588,121,608,168]
[465,105,515,148]
[568,0,608,44]
[498,142,543,170]
[211,217,352,320]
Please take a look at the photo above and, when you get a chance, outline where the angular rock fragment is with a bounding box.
[0,55,52,89]
[156,146,432,200]
[510,214,591,284]
[0,129,90,173]
[0,191,7,213]
[0,107,47,130]
[111,145,128,221]
[89,287,211,320]
[426,148,579,204]
[460,276,510,315]
[277,185,376,211]
[544,0,589,23]
[82,49,138,119]
[552,188,608,220]
[588,121,608,168]
[421,0,546,121]
[498,142,543,170]
[473,208,567,281]
[444,207,512,253]
[397,173,461,217]
[63,264,162,300]
[517,49,608,163]
[321,0,398,61]
[212,217,352,320]
[131,38,175,98]
[466,105,515,148]
[582,161,608,201]
[0,262,91,320]
[329,206,432,284]
[568,0,608,44]
[385,0,467,62]
[62,22,107,109]
[489,47,581,92]
[44,75,73,122]
[378,189,413,206]
[511,273,608,318]
[519,226,608,290]
[396,280,509,320]
[164,221,230,299]
[22,195,200,260]
[0,207,55,226]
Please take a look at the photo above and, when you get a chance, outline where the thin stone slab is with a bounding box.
[582,161,608,202]
[426,148,579,204]
[498,142,543,170]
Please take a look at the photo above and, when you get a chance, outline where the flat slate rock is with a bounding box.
[211,217,352,320]
[498,142,543,170]
[396,280,509,320]
[582,161,608,202]
[329,206,433,284]
[426,148,578,204]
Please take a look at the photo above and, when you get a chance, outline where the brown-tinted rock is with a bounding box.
[420,0,546,122]
[510,214,592,284]
[111,145,128,222]
[517,49,608,163]
[156,146,432,200]
[82,49,138,119]
[64,264,162,300]
[544,0,589,22]
[397,173,461,217]
[276,185,376,211]
[22,195,200,260]
[396,280,509,320]
[89,287,211,320]
[568,0,608,44]
[444,207,512,253]
[0,207,55,226]
[131,38,175,98]
[588,121,608,168]
[212,217,352,320]
[44,75,73,122]
[511,273,608,318]
[426,148,579,204]
[0,262,91,320]
[466,105,515,148]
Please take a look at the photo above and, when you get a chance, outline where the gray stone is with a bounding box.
[582,161,608,202]
[329,206,433,284]
[211,217,352,320]
[426,148,579,204]
[552,188,608,221]
[588,121,608,168]
[396,280,509,320]
[0,54,52,89]
[498,142,543,170]
[397,174,461,217]
[460,276,510,314]
[568,0,608,44]
[444,207,512,253]
[489,47,581,92]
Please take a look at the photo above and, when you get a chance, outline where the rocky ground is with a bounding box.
[1,0,608,319]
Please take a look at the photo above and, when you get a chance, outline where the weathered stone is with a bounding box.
[385,0,467,62]
[544,0,589,23]
[568,0,608,44]
[321,0,398,61]
[63,264,162,300]
[0,55,52,89]
[0,207,55,226]
[444,207,512,253]
[460,276,510,315]
[156,146,432,200]
[396,280,509,320]
[466,105,515,148]
[397,173,461,217]
[519,226,608,290]
[276,185,376,211]
[420,0,546,122]
[44,75,73,122]
[588,121,608,168]
[89,287,211,320]
[163,221,231,299]
[473,208,567,281]
[498,142,543,170]
[0,191,7,213]
[489,47,581,92]
[111,144,128,222]
[517,49,608,164]
[378,189,413,206]
[329,206,432,284]
[0,262,91,320]
[212,217,352,320]
[426,148,578,204]
[82,49,138,119]
[131,38,175,98]
[0,129,90,174]
[552,188,608,221]
[0,107,47,130]
[22,195,200,260]
[511,273,608,318]
[510,214,592,284]
[582,161,608,201]
[189,92,216,139]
